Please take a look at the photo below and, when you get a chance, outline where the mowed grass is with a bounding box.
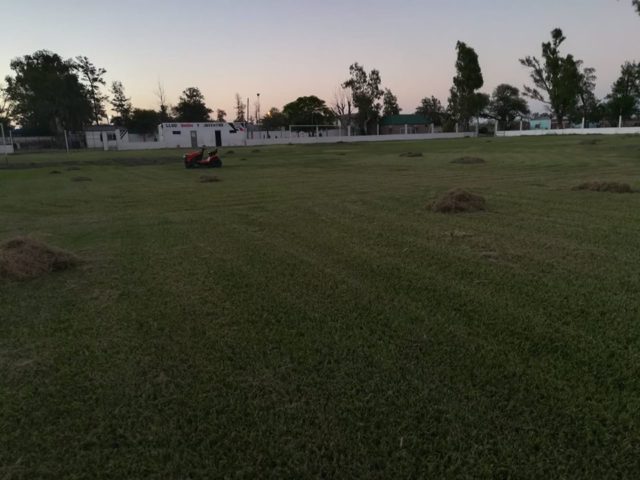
[1,136,640,478]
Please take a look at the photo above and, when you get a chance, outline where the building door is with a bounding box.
[190,131,198,148]
[215,130,222,147]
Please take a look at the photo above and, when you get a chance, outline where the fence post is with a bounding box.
[64,130,70,153]
[348,126,351,137]
[619,115,622,128]
[376,124,380,136]
[404,124,408,135]
[520,120,523,131]
[455,123,459,133]
[495,121,499,136]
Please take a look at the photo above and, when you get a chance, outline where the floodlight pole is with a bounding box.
[64,130,70,153]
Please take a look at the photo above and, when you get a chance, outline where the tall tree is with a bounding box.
[487,84,530,128]
[127,108,160,137]
[261,107,288,130]
[605,62,640,122]
[282,96,334,125]
[416,96,446,126]
[343,63,384,134]
[519,29,584,128]
[575,66,599,123]
[155,82,171,122]
[382,89,401,117]
[216,109,227,121]
[634,0,640,14]
[0,82,11,127]
[234,93,246,122]
[110,81,132,126]
[448,41,485,130]
[172,87,212,122]
[331,86,353,130]
[4,50,92,134]
[75,56,108,125]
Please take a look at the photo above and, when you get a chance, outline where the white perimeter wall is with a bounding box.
[0,144,14,154]
[498,127,640,137]
[244,132,475,146]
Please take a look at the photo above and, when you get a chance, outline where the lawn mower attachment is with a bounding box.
[184,147,222,169]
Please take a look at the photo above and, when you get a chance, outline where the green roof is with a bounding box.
[380,114,430,126]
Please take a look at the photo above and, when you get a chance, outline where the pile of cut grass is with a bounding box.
[431,188,486,213]
[0,237,80,280]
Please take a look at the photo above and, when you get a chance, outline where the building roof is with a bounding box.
[84,125,119,132]
[379,114,430,126]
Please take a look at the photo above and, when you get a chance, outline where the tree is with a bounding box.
[110,81,132,126]
[155,82,171,122]
[75,56,108,125]
[634,0,640,14]
[519,29,585,128]
[234,93,246,122]
[416,96,446,126]
[331,86,353,130]
[487,84,530,128]
[282,96,334,125]
[127,109,160,137]
[173,87,212,122]
[382,89,401,117]
[343,63,384,134]
[4,50,92,134]
[0,82,11,127]
[605,62,640,123]
[574,66,600,123]
[448,41,485,130]
[216,109,227,122]
[261,107,288,130]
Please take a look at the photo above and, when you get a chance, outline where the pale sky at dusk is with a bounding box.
[2,0,639,117]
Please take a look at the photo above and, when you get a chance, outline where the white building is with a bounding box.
[158,122,247,148]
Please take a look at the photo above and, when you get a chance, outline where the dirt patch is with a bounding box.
[451,156,486,164]
[71,176,92,182]
[431,189,487,213]
[0,237,81,281]
[572,181,634,193]
[49,170,62,175]
[399,152,423,158]
[199,175,221,183]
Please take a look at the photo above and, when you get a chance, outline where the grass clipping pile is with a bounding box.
[0,237,81,281]
[431,188,486,213]
[572,181,634,193]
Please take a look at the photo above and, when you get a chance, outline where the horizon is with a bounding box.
[2,0,639,119]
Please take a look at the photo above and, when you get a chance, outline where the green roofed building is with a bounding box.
[378,114,433,135]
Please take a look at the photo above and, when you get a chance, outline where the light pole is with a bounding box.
[256,93,261,126]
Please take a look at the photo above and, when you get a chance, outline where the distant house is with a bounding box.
[84,125,124,149]
[379,114,432,135]
[529,118,551,130]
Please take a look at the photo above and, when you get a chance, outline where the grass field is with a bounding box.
[2,136,640,478]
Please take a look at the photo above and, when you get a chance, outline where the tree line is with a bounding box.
[1,2,639,136]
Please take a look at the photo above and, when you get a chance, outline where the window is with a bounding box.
[172,131,181,135]
[107,133,116,141]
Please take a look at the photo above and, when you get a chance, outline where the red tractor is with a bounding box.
[184,147,222,169]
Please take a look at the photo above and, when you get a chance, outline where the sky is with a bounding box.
[1,0,639,118]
